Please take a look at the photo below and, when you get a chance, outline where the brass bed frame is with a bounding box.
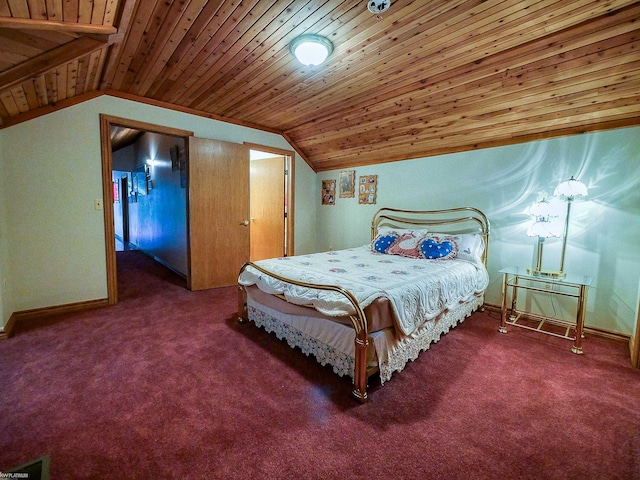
[238,207,490,403]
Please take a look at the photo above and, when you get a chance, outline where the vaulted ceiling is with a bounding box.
[1,0,639,171]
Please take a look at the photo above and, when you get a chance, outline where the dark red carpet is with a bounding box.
[1,250,638,479]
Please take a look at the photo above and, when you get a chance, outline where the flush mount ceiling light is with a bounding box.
[290,34,333,66]
[367,0,391,14]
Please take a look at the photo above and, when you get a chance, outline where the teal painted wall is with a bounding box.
[317,127,640,335]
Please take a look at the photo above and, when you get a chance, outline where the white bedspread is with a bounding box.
[238,246,489,336]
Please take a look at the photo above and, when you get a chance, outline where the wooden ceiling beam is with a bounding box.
[0,36,107,92]
[0,17,117,35]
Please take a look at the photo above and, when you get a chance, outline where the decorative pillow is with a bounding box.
[386,233,423,258]
[372,232,400,254]
[418,235,458,260]
[429,233,485,264]
[371,227,428,254]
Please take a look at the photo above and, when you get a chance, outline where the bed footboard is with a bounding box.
[238,262,370,403]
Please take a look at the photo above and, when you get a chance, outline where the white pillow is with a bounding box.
[430,233,485,264]
[376,226,429,237]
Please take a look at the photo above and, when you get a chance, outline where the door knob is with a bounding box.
[240,220,250,226]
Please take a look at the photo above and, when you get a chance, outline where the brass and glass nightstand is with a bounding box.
[498,266,592,354]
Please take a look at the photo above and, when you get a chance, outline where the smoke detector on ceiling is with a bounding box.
[367,1,391,15]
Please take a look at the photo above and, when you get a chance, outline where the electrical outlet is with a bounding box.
[94,199,103,211]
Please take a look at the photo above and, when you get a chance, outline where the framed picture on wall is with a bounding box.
[322,179,336,205]
[358,175,377,204]
[170,145,180,171]
[179,147,187,188]
[134,165,148,196]
[339,170,355,198]
[126,172,137,203]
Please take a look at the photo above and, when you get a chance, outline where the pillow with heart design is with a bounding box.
[371,228,428,254]
[418,235,458,260]
[371,233,400,254]
[386,232,423,258]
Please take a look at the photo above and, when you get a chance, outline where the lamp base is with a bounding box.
[526,268,567,278]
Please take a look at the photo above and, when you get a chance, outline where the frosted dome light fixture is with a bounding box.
[553,176,588,199]
[553,176,589,276]
[367,0,391,14]
[526,197,562,277]
[290,34,333,66]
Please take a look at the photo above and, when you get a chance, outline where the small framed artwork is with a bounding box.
[339,170,355,198]
[170,145,180,171]
[134,165,148,196]
[358,174,378,204]
[178,147,187,188]
[137,172,148,195]
[322,179,336,205]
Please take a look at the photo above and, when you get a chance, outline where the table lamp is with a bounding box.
[553,176,588,277]
[526,197,562,276]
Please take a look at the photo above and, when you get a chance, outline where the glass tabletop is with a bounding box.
[499,266,593,287]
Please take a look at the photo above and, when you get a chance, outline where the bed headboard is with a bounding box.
[371,207,491,266]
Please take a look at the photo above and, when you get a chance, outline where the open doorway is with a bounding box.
[101,118,296,302]
[111,128,188,273]
[100,115,193,304]
[247,144,295,261]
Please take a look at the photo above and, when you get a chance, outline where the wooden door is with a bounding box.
[188,137,250,290]
[250,156,286,261]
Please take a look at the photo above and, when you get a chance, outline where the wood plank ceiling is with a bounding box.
[1,0,639,171]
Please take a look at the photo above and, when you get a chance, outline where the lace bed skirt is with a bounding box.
[380,295,483,382]
[247,294,483,384]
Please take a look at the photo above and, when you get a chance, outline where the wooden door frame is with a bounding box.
[99,114,193,304]
[245,142,295,256]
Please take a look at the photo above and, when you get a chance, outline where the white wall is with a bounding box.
[317,126,640,335]
[0,95,317,326]
[2,105,108,316]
